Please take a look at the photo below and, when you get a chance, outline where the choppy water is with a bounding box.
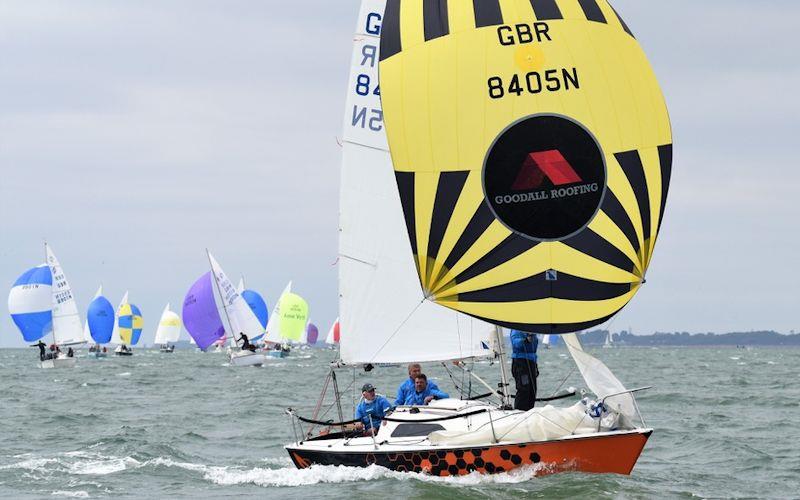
[0,346,797,499]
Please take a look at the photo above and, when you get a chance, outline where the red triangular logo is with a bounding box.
[511,150,582,190]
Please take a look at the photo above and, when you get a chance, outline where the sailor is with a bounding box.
[354,383,392,435]
[239,333,255,352]
[403,374,449,406]
[67,347,74,358]
[510,330,539,411]
[396,363,441,404]
[32,340,46,360]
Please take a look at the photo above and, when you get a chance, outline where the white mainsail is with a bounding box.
[208,252,264,344]
[263,281,291,344]
[154,303,182,345]
[110,291,129,345]
[338,1,493,365]
[83,285,103,343]
[46,244,84,345]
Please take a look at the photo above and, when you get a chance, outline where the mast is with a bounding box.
[206,250,238,348]
[44,242,57,348]
[493,326,512,409]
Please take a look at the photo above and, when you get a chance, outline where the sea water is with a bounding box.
[0,346,797,499]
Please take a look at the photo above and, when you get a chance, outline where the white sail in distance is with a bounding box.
[154,303,182,345]
[337,1,494,365]
[46,244,84,345]
[208,252,264,344]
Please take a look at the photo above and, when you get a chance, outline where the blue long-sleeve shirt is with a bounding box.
[402,386,449,406]
[510,330,538,361]
[396,378,440,404]
[355,396,392,429]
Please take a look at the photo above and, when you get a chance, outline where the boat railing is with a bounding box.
[598,386,652,431]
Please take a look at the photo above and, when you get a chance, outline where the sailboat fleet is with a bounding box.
[8,246,326,367]
[6,0,673,480]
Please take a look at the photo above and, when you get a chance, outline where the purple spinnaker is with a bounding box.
[306,323,319,345]
[182,272,225,350]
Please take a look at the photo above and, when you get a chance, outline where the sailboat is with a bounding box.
[183,251,268,366]
[112,292,142,356]
[8,244,84,368]
[154,304,181,352]
[324,318,340,349]
[263,282,309,358]
[84,286,114,358]
[237,277,269,344]
[286,0,672,477]
[304,321,319,346]
[603,331,614,349]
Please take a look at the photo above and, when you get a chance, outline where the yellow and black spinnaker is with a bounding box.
[379,0,672,333]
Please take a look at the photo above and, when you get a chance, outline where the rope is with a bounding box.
[381,408,488,423]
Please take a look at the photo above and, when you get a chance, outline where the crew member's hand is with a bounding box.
[424,396,434,404]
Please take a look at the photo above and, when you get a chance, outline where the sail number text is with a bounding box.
[487,68,580,99]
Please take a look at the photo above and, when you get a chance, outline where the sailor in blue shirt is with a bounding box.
[354,383,392,435]
[510,330,539,411]
[396,363,441,404]
[402,374,449,406]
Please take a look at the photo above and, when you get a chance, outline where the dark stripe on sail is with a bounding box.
[529,0,562,20]
[434,202,496,287]
[427,171,469,266]
[453,235,539,285]
[577,0,607,23]
[454,272,631,303]
[615,150,651,247]
[423,0,450,41]
[380,0,402,61]
[473,0,504,27]
[394,171,418,256]
[607,1,634,38]
[602,190,641,255]
[468,312,619,335]
[563,229,638,275]
[657,144,673,234]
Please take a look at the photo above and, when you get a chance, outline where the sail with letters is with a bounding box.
[379,0,672,334]
[182,272,225,350]
[337,0,495,364]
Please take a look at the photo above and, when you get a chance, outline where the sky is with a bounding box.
[1,1,798,347]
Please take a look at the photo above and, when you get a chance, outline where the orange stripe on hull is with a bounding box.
[288,430,651,476]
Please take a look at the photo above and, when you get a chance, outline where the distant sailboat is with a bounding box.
[603,331,614,349]
[112,292,142,356]
[237,276,269,342]
[8,244,83,368]
[183,251,268,366]
[324,317,340,348]
[84,286,114,358]
[154,303,181,353]
[304,321,319,346]
[263,282,309,357]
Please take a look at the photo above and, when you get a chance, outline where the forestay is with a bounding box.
[338,0,494,365]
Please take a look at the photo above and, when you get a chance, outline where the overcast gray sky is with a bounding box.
[1,1,798,347]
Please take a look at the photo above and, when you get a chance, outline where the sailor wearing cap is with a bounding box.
[354,383,392,435]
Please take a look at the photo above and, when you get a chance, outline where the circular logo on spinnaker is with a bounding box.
[483,115,606,241]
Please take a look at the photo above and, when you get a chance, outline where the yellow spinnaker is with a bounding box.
[379,0,671,333]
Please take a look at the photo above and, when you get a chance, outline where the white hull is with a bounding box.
[87,351,107,358]
[40,356,77,369]
[229,350,267,366]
